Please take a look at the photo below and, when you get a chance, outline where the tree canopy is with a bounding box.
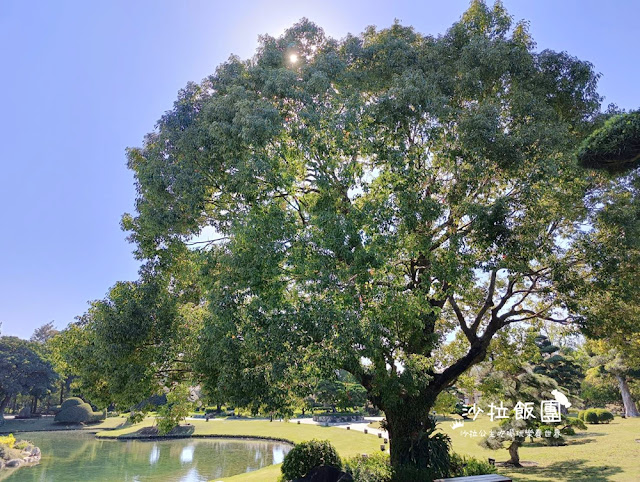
[0,336,58,424]
[86,0,609,473]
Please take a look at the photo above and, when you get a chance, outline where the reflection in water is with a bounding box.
[5,432,291,482]
[180,445,194,464]
[273,445,286,464]
[149,444,159,465]
[179,467,200,482]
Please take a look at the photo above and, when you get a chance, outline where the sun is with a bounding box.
[289,53,298,63]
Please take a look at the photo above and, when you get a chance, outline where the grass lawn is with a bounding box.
[96,418,385,482]
[6,414,638,481]
[441,415,640,482]
[0,415,128,434]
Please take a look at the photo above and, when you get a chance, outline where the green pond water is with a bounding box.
[3,431,290,481]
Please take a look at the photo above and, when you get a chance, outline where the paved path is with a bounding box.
[289,416,389,439]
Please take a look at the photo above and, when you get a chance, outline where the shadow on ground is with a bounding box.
[133,424,196,437]
[503,459,622,482]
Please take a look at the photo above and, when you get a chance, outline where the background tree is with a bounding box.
[156,383,195,434]
[30,321,59,345]
[583,340,640,416]
[120,1,603,473]
[0,337,57,424]
[478,328,563,466]
[561,121,640,416]
[314,372,368,413]
[532,334,583,401]
[47,329,77,405]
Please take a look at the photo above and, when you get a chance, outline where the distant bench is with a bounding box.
[434,475,512,482]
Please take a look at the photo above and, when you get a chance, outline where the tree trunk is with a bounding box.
[384,397,447,477]
[507,441,521,467]
[0,395,10,426]
[60,380,65,405]
[616,375,640,417]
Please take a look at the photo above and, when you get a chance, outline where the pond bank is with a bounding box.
[0,438,41,474]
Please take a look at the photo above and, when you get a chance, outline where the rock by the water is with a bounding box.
[293,465,353,482]
[1,444,41,471]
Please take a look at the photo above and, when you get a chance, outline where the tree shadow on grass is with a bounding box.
[563,437,597,445]
[503,459,622,482]
[131,424,195,438]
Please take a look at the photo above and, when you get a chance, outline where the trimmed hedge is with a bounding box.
[595,408,614,423]
[581,408,614,424]
[55,398,105,424]
[584,409,599,424]
[281,439,341,481]
[60,397,84,410]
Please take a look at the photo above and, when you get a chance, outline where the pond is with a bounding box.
[3,431,291,481]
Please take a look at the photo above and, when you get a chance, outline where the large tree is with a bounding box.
[121,1,602,472]
[584,340,640,417]
[561,118,640,416]
[0,337,58,424]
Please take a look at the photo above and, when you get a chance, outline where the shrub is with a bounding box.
[13,440,30,450]
[344,453,392,482]
[281,440,341,481]
[595,409,614,423]
[392,466,441,481]
[584,409,599,424]
[449,453,498,477]
[0,434,16,449]
[55,400,105,423]
[577,410,586,421]
[538,425,565,446]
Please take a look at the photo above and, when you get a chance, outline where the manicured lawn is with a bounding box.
[7,415,638,481]
[441,416,640,482]
[96,418,385,482]
[0,415,128,434]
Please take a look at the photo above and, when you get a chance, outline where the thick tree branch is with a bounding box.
[448,296,477,343]
[471,269,498,332]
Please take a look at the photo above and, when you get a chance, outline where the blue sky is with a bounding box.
[0,1,638,339]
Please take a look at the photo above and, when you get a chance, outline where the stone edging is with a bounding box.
[0,444,41,470]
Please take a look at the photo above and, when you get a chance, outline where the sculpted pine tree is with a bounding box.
[123,1,601,472]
